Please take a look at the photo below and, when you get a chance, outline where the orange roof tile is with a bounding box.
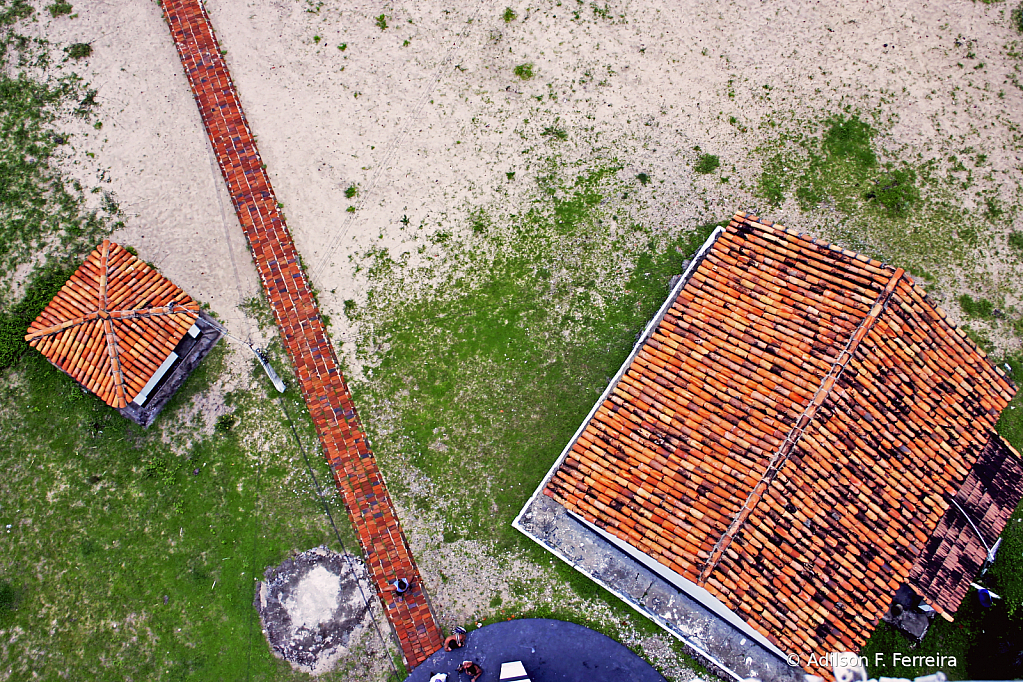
[544,212,1017,674]
[25,240,200,409]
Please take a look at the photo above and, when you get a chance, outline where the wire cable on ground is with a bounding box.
[244,441,265,682]
[277,394,403,682]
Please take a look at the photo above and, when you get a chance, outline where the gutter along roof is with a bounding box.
[542,212,1019,672]
[25,240,200,409]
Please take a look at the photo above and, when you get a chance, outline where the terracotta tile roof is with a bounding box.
[909,434,1023,615]
[25,240,200,409]
[543,212,1017,673]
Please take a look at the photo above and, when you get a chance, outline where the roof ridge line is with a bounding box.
[24,311,102,341]
[697,266,906,585]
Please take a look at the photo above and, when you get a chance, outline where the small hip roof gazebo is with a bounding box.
[25,239,221,426]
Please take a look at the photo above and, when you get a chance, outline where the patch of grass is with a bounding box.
[693,153,719,174]
[46,1,72,18]
[343,298,357,320]
[375,13,387,30]
[0,262,76,369]
[759,154,790,206]
[1,338,366,680]
[502,6,516,22]
[959,293,995,319]
[822,114,876,169]
[65,41,91,59]
[0,578,20,622]
[1014,2,1023,32]
[1,0,34,26]
[513,62,534,80]
[354,162,722,556]
[0,18,110,292]
[754,113,983,267]
[866,168,919,215]
[344,183,358,199]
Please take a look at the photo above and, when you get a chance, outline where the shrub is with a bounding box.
[636,172,650,185]
[65,42,92,59]
[215,414,237,433]
[513,63,533,80]
[344,184,358,199]
[503,7,516,22]
[47,1,72,17]
[1009,232,1023,254]
[375,14,387,30]
[694,153,719,175]
[0,580,18,614]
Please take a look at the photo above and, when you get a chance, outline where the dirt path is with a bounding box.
[160,0,443,668]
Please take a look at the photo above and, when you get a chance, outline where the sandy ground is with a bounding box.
[22,0,1023,677]
[37,0,1023,348]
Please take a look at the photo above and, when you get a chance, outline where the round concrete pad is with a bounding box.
[255,547,371,675]
[406,618,668,682]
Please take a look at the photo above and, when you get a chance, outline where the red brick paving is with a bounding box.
[161,0,442,668]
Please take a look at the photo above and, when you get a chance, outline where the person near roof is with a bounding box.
[456,660,483,682]
[444,626,467,651]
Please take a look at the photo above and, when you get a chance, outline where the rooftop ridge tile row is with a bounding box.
[698,266,907,584]
[159,0,441,667]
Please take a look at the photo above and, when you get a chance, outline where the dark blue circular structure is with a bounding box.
[405,618,668,682]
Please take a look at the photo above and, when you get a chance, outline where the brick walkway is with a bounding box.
[161,0,442,668]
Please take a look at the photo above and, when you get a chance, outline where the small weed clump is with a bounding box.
[375,14,387,30]
[513,62,534,80]
[503,7,516,22]
[541,125,568,141]
[338,42,347,51]
[46,1,72,17]
[65,42,91,59]
[344,184,358,199]
[636,172,650,185]
[694,153,720,174]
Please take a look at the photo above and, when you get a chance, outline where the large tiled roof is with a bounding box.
[543,212,1017,671]
[909,434,1023,615]
[25,240,200,409]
